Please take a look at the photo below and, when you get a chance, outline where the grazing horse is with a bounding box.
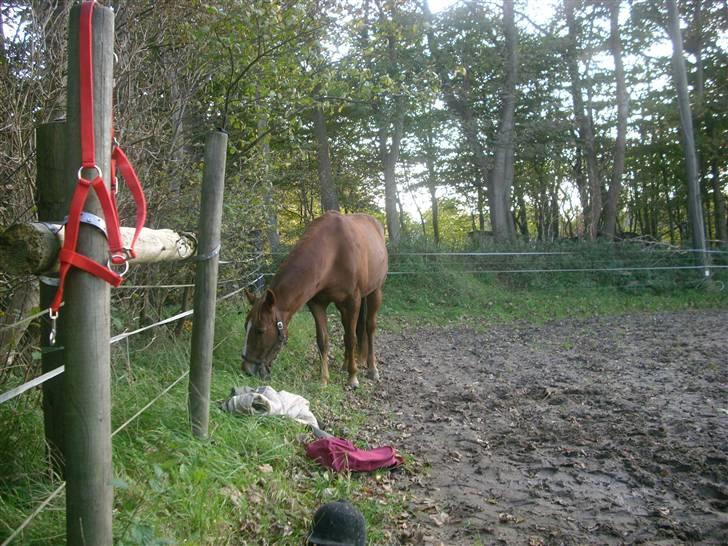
[242,211,388,388]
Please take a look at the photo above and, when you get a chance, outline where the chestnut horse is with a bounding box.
[242,211,388,387]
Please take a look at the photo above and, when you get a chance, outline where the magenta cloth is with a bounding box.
[305,437,404,472]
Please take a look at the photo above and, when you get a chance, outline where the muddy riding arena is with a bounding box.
[343,309,727,545]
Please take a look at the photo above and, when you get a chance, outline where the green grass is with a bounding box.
[0,304,406,545]
[1,258,727,544]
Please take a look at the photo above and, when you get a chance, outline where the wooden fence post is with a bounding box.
[63,5,114,545]
[188,129,228,438]
[36,120,67,478]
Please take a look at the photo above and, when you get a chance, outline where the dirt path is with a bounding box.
[353,309,728,545]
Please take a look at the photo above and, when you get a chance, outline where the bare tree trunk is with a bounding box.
[378,96,405,247]
[0,1,8,72]
[477,185,486,231]
[667,0,708,267]
[602,0,628,240]
[565,0,601,240]
[312,102,339,212]
[712,160,727,245]
[424,124,440,245]
[489,0,518,242]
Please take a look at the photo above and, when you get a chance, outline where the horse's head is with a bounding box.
[241,288,287,378]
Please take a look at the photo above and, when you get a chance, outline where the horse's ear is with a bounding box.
[264,288,276,308]
[244,289,256,305]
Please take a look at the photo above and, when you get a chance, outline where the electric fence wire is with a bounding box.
[0,280,262,544]
[0,278,259,406]
[0,250,724,402]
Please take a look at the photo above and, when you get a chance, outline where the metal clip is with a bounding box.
[49,309,58,346]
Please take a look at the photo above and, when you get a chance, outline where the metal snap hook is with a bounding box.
[49,309,59,346]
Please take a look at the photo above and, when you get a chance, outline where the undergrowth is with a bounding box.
[1,247,727,544]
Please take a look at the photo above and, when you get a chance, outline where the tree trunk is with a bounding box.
[477,185,486,231]
[565,0,601,240]
[312,103,339,212]
[424,124,440,245]
[378,97,405,247]
[489,0,518,242]
[667,0,708,266]
[712,160,727,246]
[602,0,628,240]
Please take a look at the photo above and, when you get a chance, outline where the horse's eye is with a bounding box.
[255,328,265,335]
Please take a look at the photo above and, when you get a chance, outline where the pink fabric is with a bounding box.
[305,437,404,472]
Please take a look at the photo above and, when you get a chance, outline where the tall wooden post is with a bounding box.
[64,5,114,545]
[188,130,228,438]
[36,120,67,477]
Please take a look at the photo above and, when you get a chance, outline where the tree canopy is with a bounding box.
[1,0,725,250]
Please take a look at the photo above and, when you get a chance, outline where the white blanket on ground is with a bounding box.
[221,386,319,429]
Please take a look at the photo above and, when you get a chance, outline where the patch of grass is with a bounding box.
[0,304,405,545]
[381,255,728,329]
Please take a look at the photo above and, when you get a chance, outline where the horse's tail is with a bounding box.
[356,296,368,363]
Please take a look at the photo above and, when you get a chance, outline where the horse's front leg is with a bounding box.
[336,296,361,389]
[308,301,330,385]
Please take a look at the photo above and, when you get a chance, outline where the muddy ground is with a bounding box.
[350,309,728,545]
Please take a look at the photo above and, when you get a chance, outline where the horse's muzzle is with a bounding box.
[241,356,271,379]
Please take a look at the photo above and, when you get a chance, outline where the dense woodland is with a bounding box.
[0,0,726,250]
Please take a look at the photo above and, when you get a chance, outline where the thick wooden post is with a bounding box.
[64,5,114,545]
[188,130,227,438]
[36,120,67,477]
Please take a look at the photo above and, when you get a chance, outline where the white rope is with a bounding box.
[0,366,65,405]
[0,284,250,406]
[110,309,194,344]
[0,483,65,546]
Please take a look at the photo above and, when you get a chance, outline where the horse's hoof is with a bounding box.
[346,377,360,390]
[367,369,380,381]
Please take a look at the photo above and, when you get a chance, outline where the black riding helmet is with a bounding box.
[307,500,367,546]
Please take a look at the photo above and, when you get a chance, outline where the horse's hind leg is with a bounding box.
[336,296,361,389]
[356,296,368,370]
[308,300,330,385]
[365,287,383,381]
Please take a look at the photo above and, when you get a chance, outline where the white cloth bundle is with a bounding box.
[221,385,319,428]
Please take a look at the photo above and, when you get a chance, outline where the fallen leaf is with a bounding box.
[429,511,449,527]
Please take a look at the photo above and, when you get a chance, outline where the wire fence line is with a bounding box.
[0,253,724,344]
[386,264,728,275]
[0,281,256,544]
[0,283,252,407]
[4,250,720,404]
